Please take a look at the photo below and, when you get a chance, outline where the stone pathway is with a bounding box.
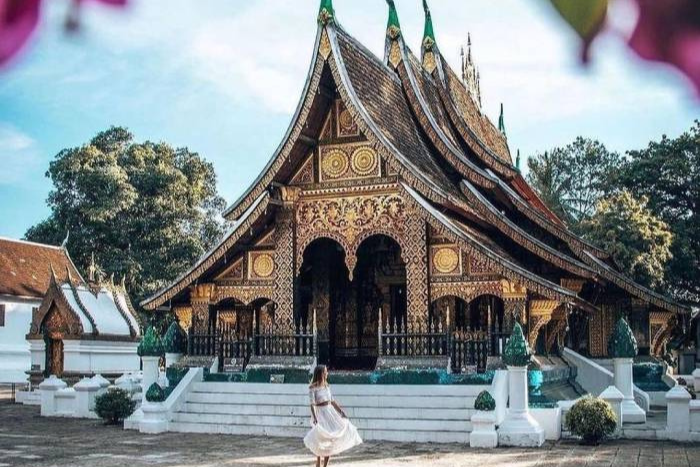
[0,401,698,467]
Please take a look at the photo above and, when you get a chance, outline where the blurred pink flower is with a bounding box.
[629,0,700,94]
[0,0,41,67]
[0,0,127,68]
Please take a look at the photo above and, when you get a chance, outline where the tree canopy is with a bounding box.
[526,122,699,304]
[526,137,620,233]
[25,126,227,305]
[613,121,700,303]
[580,190,673,289]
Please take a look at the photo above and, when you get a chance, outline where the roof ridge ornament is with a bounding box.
[516,149,521,172]
[60,230,69,249]
[318,0,335,26]
[386,0,401,39]
[422,0,436,52]
[498,103,507,137]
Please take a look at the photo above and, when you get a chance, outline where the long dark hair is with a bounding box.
[309,365,327,388]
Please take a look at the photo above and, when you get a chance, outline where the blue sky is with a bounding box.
[0,0,697,239]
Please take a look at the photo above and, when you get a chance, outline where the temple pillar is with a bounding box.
[527,300,559,350]
[272,186,299,336]
[502,280,527,332]
[190,284,215,333]
[405,216,429,325]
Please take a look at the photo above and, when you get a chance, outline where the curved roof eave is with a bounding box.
[460,180,596,280]
[401,182,596,312]
[582,251,689,314]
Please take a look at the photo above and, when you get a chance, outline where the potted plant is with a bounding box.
[470,390,498,448]
[566,396,617,445]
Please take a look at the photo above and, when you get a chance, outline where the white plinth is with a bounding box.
[140,402,168,434]
[666,385,691,436]
[498,366,545,447]
[74,377,101,418]
[39,375,67,417]
[470,411,498,448]
[165,352,182,369]
[600,385,624,436]
[613,358,646,424]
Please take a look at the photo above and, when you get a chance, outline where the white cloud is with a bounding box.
[0,124,42,185]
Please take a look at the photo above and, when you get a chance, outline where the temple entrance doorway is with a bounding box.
[297,235,406,370]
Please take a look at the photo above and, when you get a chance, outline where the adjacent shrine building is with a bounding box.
[142,0,689,372]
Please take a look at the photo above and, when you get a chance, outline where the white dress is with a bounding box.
[303,385,362,457]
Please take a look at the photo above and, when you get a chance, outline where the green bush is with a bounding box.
[474,390,496,411]
[95,387,136,425]
[566,396,617,445]
[145,383,166,402]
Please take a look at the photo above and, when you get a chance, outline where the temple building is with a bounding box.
[0,237,81,384]
[26,257,141,385]
[141,0,689,372]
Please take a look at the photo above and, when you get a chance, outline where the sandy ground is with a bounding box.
[0,401,698,467]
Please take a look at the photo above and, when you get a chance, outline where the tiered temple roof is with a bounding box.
[142,0,688,317]
[0,237,82,299]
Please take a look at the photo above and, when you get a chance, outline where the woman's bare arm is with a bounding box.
[310,404,318,424]
[331,400,347,418]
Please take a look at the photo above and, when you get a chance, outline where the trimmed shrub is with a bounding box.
[145,383,166,403]
[95,387,136,425]
[163,322,186,354]
[566,396,617,445]
[474,390,496,411]
[137,326,164,357]
[502,323,532,367]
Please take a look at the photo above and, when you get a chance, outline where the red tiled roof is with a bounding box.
[0,237,82,298]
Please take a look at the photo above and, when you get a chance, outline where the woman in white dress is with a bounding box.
[304,365,362,467]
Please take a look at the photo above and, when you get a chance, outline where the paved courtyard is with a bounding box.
[0,399,698,467]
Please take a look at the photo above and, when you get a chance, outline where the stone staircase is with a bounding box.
[169,382,480,443]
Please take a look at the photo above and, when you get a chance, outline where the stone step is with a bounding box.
[172,411,472,432]
[192,382,484,397]
[167,421,469,443]
[181,402,474,420]
[186,391,474,409]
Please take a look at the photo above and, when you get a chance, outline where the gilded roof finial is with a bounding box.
[49,263,57,284]
[516,149,521,172]
[422,0,436,51]
[318,0,335,25]
[60,230,69,249]
[498,103,507,137]
[386,0,401,39]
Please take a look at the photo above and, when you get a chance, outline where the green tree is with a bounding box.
[613,121,699,303]
[580,190,673,289]
[25,127,227,304]
[527,137,620,233]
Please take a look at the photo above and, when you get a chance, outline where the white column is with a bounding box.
[497,366,545,447]
[613,357,645,423]
[600,385,624,437]
[38,375,67,417]
[74,377,101,418]
[470,411,498,448]
[141,356,160,404]
[666,385,691,441]
[165,352,182,369]
[692,368,700,393]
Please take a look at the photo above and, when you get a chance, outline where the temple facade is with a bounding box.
[142,0,688,372]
